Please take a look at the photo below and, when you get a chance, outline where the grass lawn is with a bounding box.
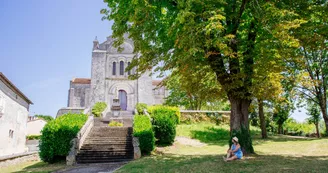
[116,122,328,173]
[2,160,68,173]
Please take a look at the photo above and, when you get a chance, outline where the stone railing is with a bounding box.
[66,115,94,165]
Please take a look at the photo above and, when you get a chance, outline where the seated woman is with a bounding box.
[224,137,243,161]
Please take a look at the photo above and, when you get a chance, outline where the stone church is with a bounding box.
[66,35,167,113]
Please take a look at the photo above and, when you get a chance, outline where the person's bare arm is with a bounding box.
[231,144,240,153]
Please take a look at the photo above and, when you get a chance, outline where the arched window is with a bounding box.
[128,62,131,75]
[112,62,116,75]
[120,61,124,75]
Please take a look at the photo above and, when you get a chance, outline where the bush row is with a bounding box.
[39,113,88,163]
[133,104,180,154]
[133,115,155,154]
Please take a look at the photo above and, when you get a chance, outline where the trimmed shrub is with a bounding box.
[133,115,155,154]
[92,102,107,117]
[27,135,41,140]
[136,103,148,115]
[152,113,177,145]
[39,113,87,163]
[108,121,123,127]
[147,105,180,124]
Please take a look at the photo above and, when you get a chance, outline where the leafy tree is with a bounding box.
[164,65,223,110]
[103,0,304,153]
[290,0,328,135]
[306,102,321,138]
[252,72,284,138]
[35,115,54,122]
[273,99,293,134]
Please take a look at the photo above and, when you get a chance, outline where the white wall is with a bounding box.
[0,89,28,156]
[27,120,47,136]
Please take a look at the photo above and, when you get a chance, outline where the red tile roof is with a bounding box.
[71,78,91,84]
[152,80,162,86]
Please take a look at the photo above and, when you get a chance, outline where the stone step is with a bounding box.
[83,141,132,145]
[80,146,133,151]
[76,158,133,164]
[76,155,133,160]
[77,152,133,156]
[78,150,133,154]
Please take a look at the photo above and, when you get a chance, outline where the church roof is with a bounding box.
[71,78,91,84]
[0,72,33,104]
[152,80,162,86]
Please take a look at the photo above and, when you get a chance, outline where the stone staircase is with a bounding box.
[76,126,134,163]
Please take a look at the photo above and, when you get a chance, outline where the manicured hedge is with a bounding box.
[152,113,176,145]
[147,105,180,124]
[39,113,88,163]
[92,102,107,117]
[136,103,148,115]
[133,115,155,154]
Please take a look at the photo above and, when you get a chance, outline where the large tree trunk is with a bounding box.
[258,99,267,139]
[315,123,320,138]
[278,124,283,134]
[319,104,328,135]
[229,96,254,154]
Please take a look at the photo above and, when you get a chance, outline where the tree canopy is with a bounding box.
[103,0,312,153]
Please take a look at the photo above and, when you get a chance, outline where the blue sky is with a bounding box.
[0,0,308,121]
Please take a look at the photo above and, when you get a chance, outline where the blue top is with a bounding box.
[232,144,243,159]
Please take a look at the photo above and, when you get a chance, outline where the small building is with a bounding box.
[27,117,47,136]
[0,72,33,156]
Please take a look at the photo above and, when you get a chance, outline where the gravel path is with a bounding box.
[54,162,127,173]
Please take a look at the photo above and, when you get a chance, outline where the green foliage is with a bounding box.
[164,66,224,110]
[306,102,321,125]
[92,102,107,117]
[180,112,229,125]
[133,115,155,154]
[35,115,54,122]
[103,0,308,153]
[27,135,41,140]
[152,113,176,145]
[147,105,180,124]
[39,113,87,163]
[136,103,148,115]
[108,121,123,127]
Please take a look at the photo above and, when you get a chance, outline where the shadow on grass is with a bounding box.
[253,134,323,144]
[189,124,321,146]
[190,126,230,146]
[13,160,66,173]
[116,154,328,173]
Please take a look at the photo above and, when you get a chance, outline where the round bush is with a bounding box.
[39,113,88,163]
[147,105,180,124]
[133,115,155,154]
[152,113,176,145]
[92,102,107,117]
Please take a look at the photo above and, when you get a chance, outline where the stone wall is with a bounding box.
[68,83,90,108]
[90,50,107,107]
[0,83,29,156]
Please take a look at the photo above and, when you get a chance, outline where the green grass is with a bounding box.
[2,160,68,173]
[116,122,328,173]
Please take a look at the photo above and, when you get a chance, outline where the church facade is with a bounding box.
[66,35,167,112]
